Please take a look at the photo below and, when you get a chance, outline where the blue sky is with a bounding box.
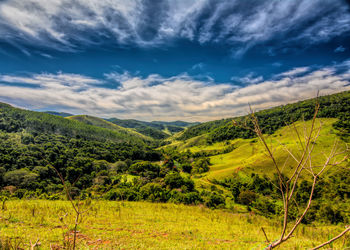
[0,0,350,121]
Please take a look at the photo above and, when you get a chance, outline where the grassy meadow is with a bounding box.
[167,118,347,183]
[0,200,349,249]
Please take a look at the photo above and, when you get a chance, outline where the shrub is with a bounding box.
[238,190,257,206]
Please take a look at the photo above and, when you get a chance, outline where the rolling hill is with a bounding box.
[166,118,346,181]
[177,91,350,143]
[44,111,73,117]
[108,118,199,139]
[0,90,349,229]
[66,115,152,141]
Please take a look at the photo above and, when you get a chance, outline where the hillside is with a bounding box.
[162,117,349,225]
[0,90,349,228]
[165,118,345,180]
[177,91,350,143]
[0,103,160,193]
[108,118,198,139]
[44,111,73,117]
[66,115,152,141]
[0,103,149,145]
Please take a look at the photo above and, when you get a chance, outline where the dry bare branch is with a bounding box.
[246,99,349,249]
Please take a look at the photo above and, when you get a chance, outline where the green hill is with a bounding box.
[44,111,73,117]
[178,91,350,143]
[66,115,152,141]
[0,90,349,227]
[108,118,198,139]
[0,103,160,191]
[0,103,150,145]
[167,118,345,181]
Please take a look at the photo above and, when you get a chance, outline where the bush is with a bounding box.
[182,164,192,174]
[104,187,138,201]
[205,192,225,208]
[252,196,277,216]
[192,158,210,174]
[238,190,257,206]
[183,192,201,205]
[140,183,167,202]
[3,169,38,188]
[164,172,185,190]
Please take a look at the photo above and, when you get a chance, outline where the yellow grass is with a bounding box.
[0,200,348,249]
[190,118,346,181]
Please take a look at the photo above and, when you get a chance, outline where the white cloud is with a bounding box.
[277,67,310,77]
[0,72,101,90]
[0,0,349,53]
[231,73,263,85]
[0,61,350,121]
[191,63,205,71]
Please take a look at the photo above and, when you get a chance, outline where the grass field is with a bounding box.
[169,118,346,182]
[0,200,348,249]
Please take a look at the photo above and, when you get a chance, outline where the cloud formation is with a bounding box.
[0,62,349,121]
[231,73,263,85]
[0,0,349,54]
[334,45,346,53]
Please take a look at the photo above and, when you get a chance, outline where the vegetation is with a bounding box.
[44,111,73,117]
[0,91,350,248]
[246,103,348,248]
[108,117,198,139]
[66,115,151,141]
[0,200,348,249]
[178,91,350,143]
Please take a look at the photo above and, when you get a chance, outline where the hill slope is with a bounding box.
[170,118,345,181]
[177,91,350,143]
[66,115,152,141]
[44,111,73,117]
[108,118,198,139]
[0,103,150,145]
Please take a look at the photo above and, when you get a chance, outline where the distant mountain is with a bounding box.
[44,111,73,117]
[150,121,200,127]
[107,118,199,139]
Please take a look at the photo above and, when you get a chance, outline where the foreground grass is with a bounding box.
[0,200,348,249]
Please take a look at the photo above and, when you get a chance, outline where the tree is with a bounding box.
[3,169,38,188]
[246,102,349,249]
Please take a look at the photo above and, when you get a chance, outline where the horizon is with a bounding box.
[2,89,346,123]
[0,0,350,122]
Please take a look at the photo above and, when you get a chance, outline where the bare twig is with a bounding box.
[30,238,40,250]
[246,99,349,249]
[311,226,350,250]
[44,160,91,250]
[261,227,269,243]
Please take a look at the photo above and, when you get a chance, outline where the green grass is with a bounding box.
[167,118,347,184]
[0,200,348,249]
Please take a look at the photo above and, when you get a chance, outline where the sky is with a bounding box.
[0,0,350,122]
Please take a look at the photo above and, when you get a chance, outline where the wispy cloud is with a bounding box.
[191,63,205,71]
[0,0,349,54]
[277,67,310,77]
[0,61,349,121]
[231,73,263,85]
[334,45,346,53]
[0,72,102,90]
